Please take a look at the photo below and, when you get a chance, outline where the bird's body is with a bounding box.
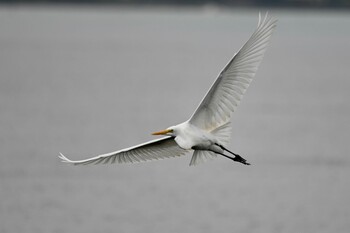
[169,122,219,151]
[59,13,277,166]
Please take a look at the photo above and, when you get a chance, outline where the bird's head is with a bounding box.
[152,126,175,137]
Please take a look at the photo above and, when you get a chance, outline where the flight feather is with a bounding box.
[59,137,187,165]
[189,13,277,131]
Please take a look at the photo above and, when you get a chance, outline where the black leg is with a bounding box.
[215,144,251,165]
[215,151,235,161]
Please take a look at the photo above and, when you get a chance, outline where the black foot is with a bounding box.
[217,151,251,165]
[233,155,251,165]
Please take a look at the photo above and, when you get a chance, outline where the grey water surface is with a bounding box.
[1,6,350,233]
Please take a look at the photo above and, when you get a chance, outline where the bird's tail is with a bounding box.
[189,150,217,166]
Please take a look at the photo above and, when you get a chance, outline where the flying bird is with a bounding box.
[59,13,277,166]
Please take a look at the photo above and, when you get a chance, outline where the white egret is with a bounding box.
[59,13,277,166]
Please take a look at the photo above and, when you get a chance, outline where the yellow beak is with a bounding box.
[152,129,172,135]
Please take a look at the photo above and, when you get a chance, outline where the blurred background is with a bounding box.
[1,1,350,233]
[1,0,350,8]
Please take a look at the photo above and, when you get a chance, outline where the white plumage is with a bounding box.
[59,13,277,166]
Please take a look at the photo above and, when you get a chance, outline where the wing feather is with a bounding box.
[189,13,277,131]
[59,136,187,165]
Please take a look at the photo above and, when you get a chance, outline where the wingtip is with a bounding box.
[258,12,269,27]
[59,152,74,164]
[257,11,278,32]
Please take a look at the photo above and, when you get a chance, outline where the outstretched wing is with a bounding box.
[189,13,277,131]
[59,136,187,165]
